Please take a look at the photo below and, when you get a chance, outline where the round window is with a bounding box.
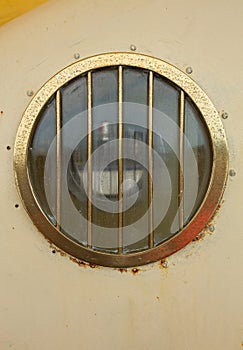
[14,53,228,267]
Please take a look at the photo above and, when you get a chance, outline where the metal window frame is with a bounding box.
[14,52,228,267]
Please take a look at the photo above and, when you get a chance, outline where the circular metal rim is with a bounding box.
[14,52,228,267]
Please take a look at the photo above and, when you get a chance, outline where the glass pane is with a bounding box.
[89,68,118,251]
[123,68,149,252]
[153,75,180,244]
[28,97,56,225]
[28,66,213,255]
[61,76,87,125]
[60,76,87,242]
[184,97,212,223]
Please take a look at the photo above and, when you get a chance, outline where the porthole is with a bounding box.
[14,53,228,267]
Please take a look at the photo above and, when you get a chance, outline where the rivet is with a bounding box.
[229,169,236,177]
[162,261,169,268]
[186,66,193,74]
[221,111,229,119]
[26,90,34,97]
[208,225,215,232]
[130,44,137,51]
[74,53,80,59]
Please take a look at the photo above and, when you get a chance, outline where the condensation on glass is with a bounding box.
[28,66,212,256]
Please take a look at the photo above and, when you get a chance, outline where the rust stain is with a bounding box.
[50,246,66,257]
[193,200,225,241]
[49,241,141,272]
[69,256,89,267]
[69,256,99,269]
[49,241,100,268]
[192,230,206,241]
[118,268,128,273]
[214,199,224,216]
[49,242,99,268]
[46,200,226,271]
[89,263,98,269]
[159,259,169,269]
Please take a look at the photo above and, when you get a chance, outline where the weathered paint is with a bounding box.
[0,0,242,349]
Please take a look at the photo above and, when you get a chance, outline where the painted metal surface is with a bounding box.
[0,0,242,349]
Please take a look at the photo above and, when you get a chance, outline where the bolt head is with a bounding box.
[186,66,193,74]
[130,44,137,51]
[221,111,229,119]
[208,225,215,232]
[229,169,236,177]
[26,90,34,97]
[162,261,169,268]
[74,53,80,59]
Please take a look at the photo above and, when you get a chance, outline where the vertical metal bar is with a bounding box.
[87,72,92,248]
[133,132,137,182]
[179,90,185,230]
[118,66,123,253]
[56,90,62,230]
[148,71,154,248]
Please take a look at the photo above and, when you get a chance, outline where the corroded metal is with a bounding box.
[14,52,229,268]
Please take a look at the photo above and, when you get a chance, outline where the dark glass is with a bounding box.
[184,97,212,223]
[28,97,56,225]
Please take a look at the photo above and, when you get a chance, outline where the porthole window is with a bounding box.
[14,53,228,267]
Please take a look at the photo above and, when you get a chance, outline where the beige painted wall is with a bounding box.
[0,0,242,349]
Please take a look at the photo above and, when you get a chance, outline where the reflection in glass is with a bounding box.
[28,67,213,255]
[153,75,180,244]
[184,97,212,223]
[28,97,56,225]
[91,68,119,251]
[123,68,149,252]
